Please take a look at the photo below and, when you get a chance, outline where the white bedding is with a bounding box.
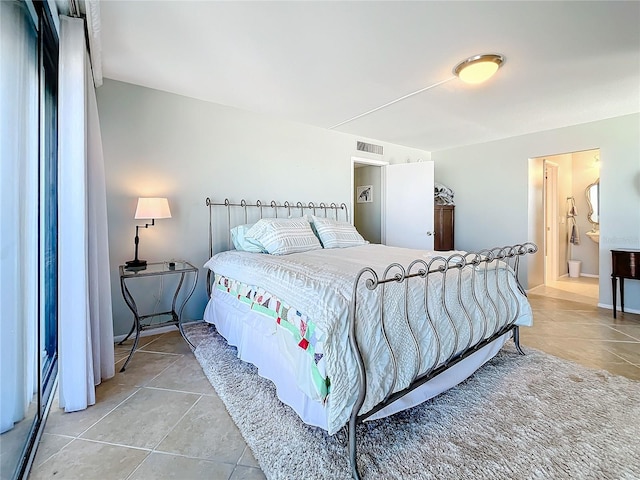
[204,244,533,434]
[204,290,511,431]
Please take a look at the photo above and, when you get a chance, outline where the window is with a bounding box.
[0,1,59,478]
[40,0,59,402]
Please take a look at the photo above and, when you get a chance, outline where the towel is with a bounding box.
[569,218,580,245]
[567,197,578,217]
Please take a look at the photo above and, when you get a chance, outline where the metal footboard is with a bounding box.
[347,243,537,479]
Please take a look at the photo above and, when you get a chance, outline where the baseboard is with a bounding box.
[113,324,178,343]
[597,303,640,315]
[113,320,206,343]
[556,273,599,279]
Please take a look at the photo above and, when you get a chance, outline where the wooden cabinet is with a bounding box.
[611,249,640,318]
[434,205,454,251]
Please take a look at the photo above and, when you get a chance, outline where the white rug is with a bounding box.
[187,323,640,480]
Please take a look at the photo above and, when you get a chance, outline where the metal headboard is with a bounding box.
[205,197,349,295]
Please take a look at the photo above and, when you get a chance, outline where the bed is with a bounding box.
[201,198,536,479]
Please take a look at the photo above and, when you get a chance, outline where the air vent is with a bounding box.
[357,141,383,155]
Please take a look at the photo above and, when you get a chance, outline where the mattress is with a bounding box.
[204,244,533,434]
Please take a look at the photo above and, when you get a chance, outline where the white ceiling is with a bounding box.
[97,1,640,152]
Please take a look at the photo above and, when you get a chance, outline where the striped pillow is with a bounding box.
[245,218,322,255]
[311,215,367,249]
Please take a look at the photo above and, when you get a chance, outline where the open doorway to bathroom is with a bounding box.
[531,148,600,305]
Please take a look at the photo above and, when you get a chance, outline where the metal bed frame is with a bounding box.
[346,243,536,479]
[204,197,348,297]
[204,197,537,480]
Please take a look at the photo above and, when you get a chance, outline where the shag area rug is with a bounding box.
[187,323,640,479]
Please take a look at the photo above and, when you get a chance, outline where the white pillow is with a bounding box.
[230,223,266,253]
[311,215,367,249]
[245,218,322,255]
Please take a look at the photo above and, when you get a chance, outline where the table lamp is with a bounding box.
[125,197,171,269]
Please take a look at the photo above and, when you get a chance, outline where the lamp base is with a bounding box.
[125,259,147,270]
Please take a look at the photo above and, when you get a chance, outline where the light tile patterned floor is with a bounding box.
[29,333,265,480]
[28,279,639,479]
[525,276,640,378]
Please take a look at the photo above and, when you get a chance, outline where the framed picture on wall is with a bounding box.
[356,185,373,203]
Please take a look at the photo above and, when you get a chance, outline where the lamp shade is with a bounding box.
[134,197,172,220]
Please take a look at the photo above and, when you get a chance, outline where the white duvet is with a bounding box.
[204,244,533,434]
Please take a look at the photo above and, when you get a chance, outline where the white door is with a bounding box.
[384,162,435,250]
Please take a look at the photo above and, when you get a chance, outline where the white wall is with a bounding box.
[96,79,430,336]
[433,113,640,312]
[527,157,544,288]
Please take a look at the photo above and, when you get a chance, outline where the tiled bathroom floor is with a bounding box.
[28,280,639,479]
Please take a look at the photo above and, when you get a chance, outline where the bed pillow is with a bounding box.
[245,217,322,255]
[230,223,266,253]
[311,215,367,249]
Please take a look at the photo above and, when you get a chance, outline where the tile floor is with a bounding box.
[28,276,639,479]
[525,276,640,379]
[29,333,265,480]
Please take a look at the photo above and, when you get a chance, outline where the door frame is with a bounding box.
[351,156,388,243]
[544,161,559,284]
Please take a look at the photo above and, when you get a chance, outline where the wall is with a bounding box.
[527,157,544,288]
[96,79,430,336]
[432,113,640,312]
[354,165,382,243]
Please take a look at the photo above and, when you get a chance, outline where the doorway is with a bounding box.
[530,149,600,304]
[351,158,435,249]
[351,157,386,244]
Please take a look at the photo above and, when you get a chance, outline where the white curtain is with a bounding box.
[0,0,39,434]
[58,15,115,412]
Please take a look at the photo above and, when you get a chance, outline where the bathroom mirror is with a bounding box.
[586,178,599,225]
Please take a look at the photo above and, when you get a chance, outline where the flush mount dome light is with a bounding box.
[453,54,505,84]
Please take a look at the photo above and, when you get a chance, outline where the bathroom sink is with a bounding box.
[586,230,600,243]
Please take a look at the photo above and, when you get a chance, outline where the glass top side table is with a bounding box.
[119,261,198,371]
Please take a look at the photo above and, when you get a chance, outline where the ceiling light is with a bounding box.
[453,54,505,84]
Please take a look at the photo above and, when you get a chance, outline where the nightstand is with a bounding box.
[118,261,198,371]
